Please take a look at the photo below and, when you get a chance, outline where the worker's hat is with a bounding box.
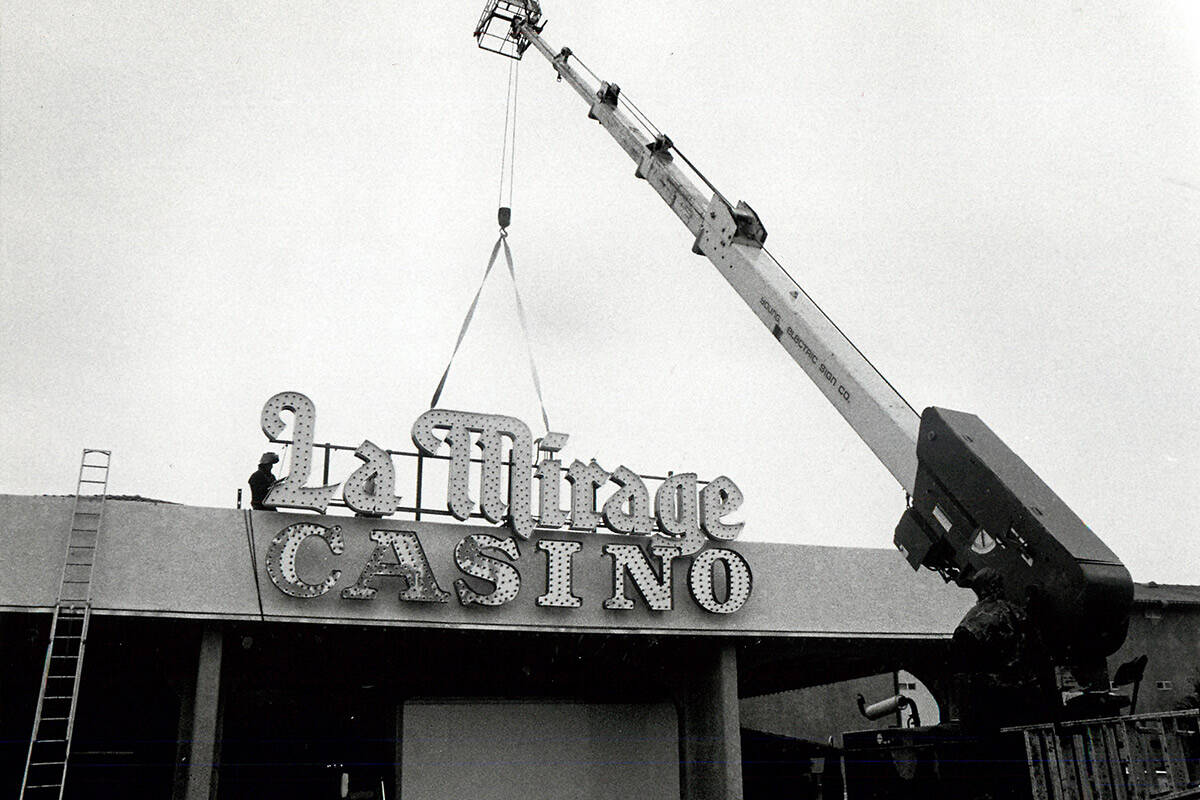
[259,451,280,466]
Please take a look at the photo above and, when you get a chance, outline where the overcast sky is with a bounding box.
[2,2,1197,584]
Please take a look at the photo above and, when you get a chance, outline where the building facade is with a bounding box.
[0,493,971,799]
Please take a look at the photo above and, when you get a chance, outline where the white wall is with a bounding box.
[401,700,679,800]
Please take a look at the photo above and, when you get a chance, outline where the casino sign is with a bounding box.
[256,392,753,615]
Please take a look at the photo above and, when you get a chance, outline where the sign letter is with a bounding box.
[454,534,522,607]
[341,530,450,603]
[602,466,656,534]
[654,472,705,555]
[565,459,610,532]
[534,433,571,528]
[687,547,753,614]
[342,440,400,517]
[265,522,344,598]
[412,409,536,539]
[536,539,582,608]
[260,392,340,512]
[700,476,745,541]
[603,543,681,611]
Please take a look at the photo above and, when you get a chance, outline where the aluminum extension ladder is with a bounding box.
[20,449,111,800]
[1010,709,1200,800]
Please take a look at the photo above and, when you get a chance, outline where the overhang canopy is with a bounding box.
[0,494,971,640]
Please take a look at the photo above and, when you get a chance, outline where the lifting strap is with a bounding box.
[428,229,552,433]
[429,56,551,431]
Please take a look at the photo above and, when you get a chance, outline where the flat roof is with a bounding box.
[1134,582,1200,607]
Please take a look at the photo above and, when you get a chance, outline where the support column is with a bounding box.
[175,623,224,800]
[676,642,743,800]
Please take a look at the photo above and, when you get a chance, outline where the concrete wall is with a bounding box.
[400,701,679,800]
[1111,599,1200,713]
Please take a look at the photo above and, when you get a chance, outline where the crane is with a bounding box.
[473,1,1132,697]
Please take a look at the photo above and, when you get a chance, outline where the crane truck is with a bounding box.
[473,3,1197,798]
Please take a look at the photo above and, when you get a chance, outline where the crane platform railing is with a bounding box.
[1004,709,1200,800]
[474,0,541,60]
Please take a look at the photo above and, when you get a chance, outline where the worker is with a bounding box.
[248,452,280,510]
[952,567,1051,729]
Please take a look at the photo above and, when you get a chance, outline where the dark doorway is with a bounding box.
[218,625,393,800]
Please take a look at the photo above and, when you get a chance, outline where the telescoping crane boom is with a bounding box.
[474,1,1132,679]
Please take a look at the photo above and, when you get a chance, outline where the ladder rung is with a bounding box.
[75,510,100,515]
[37,717,69,723]
[61,580,91,584]
[35,738,67,743]
[30,760,66,766]
[25,784,62,789]
[50,654,77,659]
[64,562,93,567]
[68,544,96,550]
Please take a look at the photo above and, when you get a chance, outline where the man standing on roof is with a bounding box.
[248,452,280,510]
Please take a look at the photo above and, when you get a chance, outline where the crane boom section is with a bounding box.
[491,6,1133,668]
[520,23,921,492]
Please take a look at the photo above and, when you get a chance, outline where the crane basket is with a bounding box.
[474,0,542,59]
